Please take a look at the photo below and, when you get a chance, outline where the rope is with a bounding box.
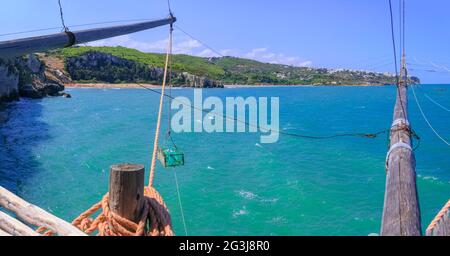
[388,0,408,123]
[175,25,225,57]
[74,187,173,236]
[58,0,69,32]
[57,0,77,48]
[424,93,450,113]
[385,141,412,170]
[388,0,400,85]
[36,187,173,236]
[426,199,450,235]
[411,85,450,146]
[174,170,188,236]
[149,22,173,187]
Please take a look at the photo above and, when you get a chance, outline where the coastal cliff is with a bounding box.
[61,51,223,88]
[0,59,19,102]
[52,46,420,86]
[0,46,422,102]
[0,54,67,102]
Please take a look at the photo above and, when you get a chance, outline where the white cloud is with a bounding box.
[86,36,312,67]
[243,48,312,67]
[87,35,202,55]
[197,49,216,57]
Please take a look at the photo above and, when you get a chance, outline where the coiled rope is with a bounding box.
[71,187,173,236]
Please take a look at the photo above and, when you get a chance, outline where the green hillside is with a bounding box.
[52,46,420,86]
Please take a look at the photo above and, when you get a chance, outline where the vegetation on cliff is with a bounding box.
[50,46,420,86]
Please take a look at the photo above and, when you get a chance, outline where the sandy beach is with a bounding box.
[65,83,388,89]
[65,83,162,89]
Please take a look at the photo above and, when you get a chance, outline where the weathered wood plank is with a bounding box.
[0,228,12,236]
[381,55,422,236]
[0,210,40,236]
[0,186,86,236]
[0,17,176,58]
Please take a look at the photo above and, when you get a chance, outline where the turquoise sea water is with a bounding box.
[1,85,449,236]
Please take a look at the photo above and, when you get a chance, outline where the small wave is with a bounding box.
[237,190,257,200]
[236,190,278,204]
[418,174,439,181]
[255,143,263,148]
[232,207,249,218]
[287,180,298,186]
[260,198,279,204]
[268,216,287,224]
[422,176,439,181]
[368,233,379,236]
[207,166,216,170]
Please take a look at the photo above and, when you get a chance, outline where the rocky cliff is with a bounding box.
[0,54,68,102]
[0,59,19,102]
[56,46,421,86]
[62,51,223,88]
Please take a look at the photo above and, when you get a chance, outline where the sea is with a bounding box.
[1,85,449,235]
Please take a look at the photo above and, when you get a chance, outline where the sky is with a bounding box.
[1,0,450,83]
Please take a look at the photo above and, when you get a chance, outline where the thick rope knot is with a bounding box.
[61,186,174,236]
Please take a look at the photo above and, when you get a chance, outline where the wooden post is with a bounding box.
[381,54,422,236]
[109,164,145,223]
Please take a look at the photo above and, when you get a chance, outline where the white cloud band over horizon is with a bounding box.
[86,34,313,67]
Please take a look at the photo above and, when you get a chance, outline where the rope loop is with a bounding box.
[70,187,173,236]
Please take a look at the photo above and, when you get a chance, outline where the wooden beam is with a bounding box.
[109,164,145,223]
[381,55,422,236]
[0,16,176,58]
[0,186,86,236]
[0,228,12,236]
[0,210,40,236]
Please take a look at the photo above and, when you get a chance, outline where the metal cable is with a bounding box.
[0,18,156,38]
[135,83,389,140]
[411,85,450,146]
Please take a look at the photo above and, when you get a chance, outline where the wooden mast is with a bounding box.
[0,16,176,58]
[380,49,422,235]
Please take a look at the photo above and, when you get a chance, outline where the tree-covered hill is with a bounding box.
[48,46,420,86]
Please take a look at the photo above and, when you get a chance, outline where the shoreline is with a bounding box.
[65,83,392,89]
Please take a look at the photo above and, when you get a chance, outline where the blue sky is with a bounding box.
[1,0,450,83]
